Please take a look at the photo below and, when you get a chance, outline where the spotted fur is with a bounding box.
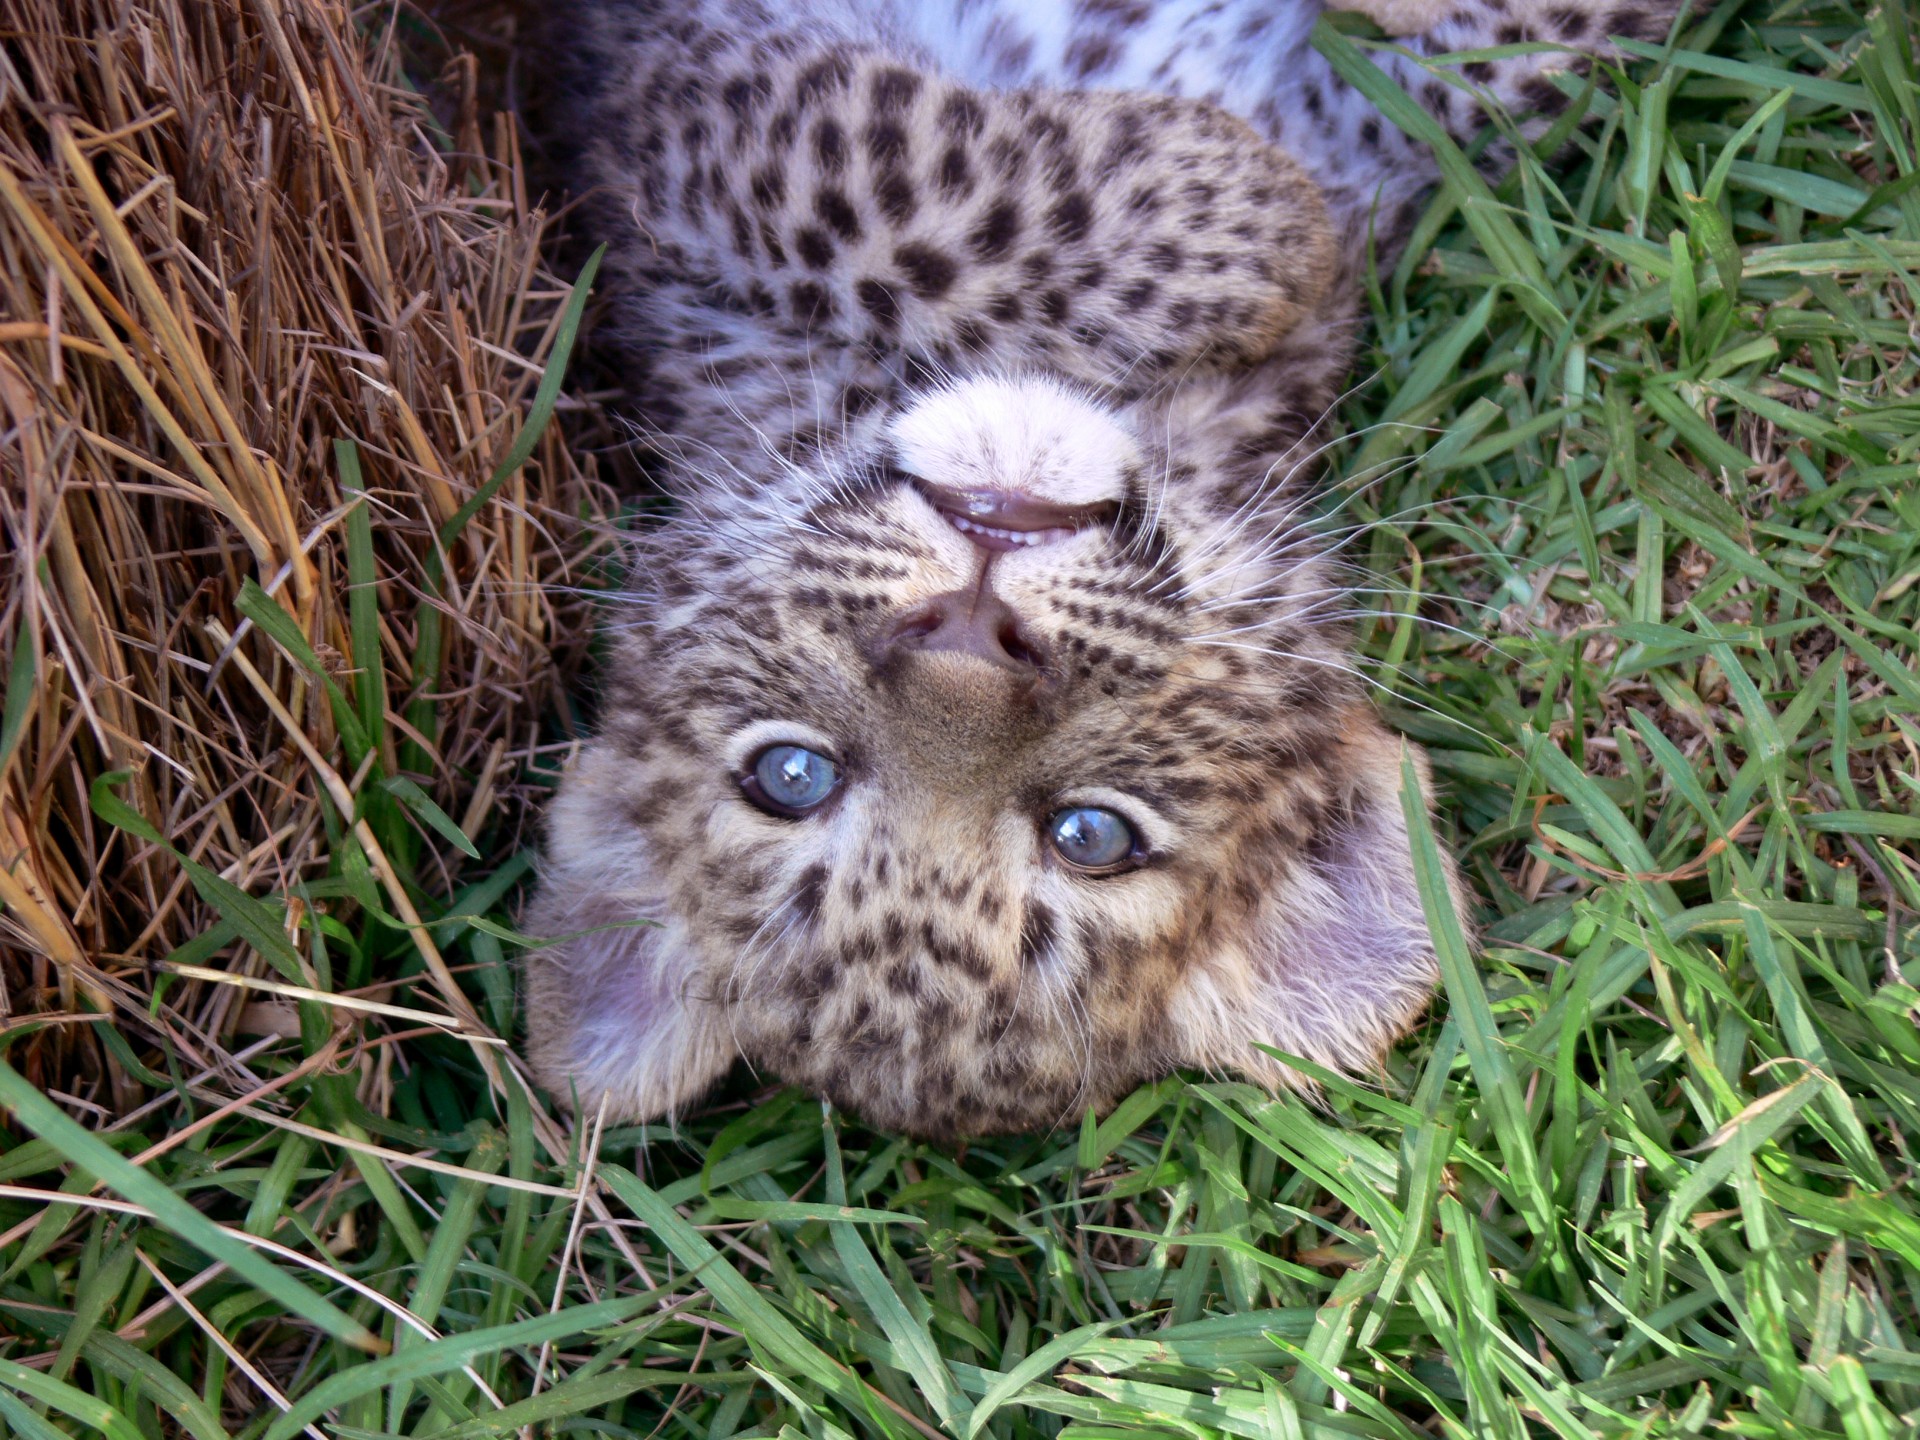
[525,0,1679,1137]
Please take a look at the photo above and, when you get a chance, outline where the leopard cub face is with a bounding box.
[526,375,1452,1138]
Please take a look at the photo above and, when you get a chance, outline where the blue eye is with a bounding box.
[1048,807,1137,871]
[744,745,840,816]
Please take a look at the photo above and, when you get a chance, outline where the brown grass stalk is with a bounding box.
[0,0,616,1106]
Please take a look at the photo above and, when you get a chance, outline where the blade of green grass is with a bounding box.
[0,1060,383,1352]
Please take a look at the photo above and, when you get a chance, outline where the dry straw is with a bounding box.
[0,0,616,1105]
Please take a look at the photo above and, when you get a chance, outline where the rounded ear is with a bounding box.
[1125,311,1360,506]
[1169,727,1466,1088]
[1060,90,1338,373]
[521,746,734,1122]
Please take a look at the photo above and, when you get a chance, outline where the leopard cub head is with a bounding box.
[524,372,1460,1138]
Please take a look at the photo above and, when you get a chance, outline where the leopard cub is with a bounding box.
[524,0,1676,1137]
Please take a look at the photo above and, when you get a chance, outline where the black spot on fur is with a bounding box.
[792,864,828,924]
[954,317,994,352]
[816,188,862,240]
[1076,0,1152,24]
[876,168,918,223]
[795,54,852,103]
[895,242,957,298]
[865,119,908,166]
[1604,3,1647,35]
[871,66,922,112]
[812,117,848,172]
[1048,190,1094,243]
[1521,74,1571,113]
[1550,5,1589,37]
[856,277,900,326]
[1018,901,1055,967]
[937,144,973,196]
[721,75,760,120]
[882,911,908,950]
[756,220,787,266]
[795,225,835,269]
[969,197,1022,258]
[750,166,785,210]
[790,279,835,324]
[1066,33,1120,77]
[939,90,986,137]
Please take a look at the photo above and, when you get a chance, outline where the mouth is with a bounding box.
[915,482,1119,552]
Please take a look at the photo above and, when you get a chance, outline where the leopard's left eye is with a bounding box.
[742,744,841,818]
[1048,806,1138,872]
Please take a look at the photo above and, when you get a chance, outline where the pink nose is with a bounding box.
[884,591,1046,675]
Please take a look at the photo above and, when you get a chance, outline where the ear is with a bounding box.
[1124,304,1361,513]
[1171,727,1465,1087]
[520,746,734,1122]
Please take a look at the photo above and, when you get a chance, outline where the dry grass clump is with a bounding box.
[0,0,615,1104]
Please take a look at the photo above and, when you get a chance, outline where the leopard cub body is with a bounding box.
[526,0,1674,1137]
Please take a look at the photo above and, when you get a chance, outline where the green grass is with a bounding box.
[3,0,1919,1436]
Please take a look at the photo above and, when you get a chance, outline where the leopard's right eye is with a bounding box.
[1047,806,1139,873]
[742,744,841,818]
